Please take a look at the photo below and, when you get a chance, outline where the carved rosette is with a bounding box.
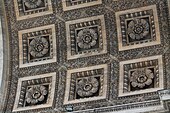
[77,28,98,49]
[119,55,164,96]
[19,25,56,68]
[13,73,56,112]
[14,0,52,20]
[66,15,107,60]
[127,19,150,40]
[25,85,48,105]
[64,64,108,105]
[24,0,43,9]
[76,77,99,97]
[116,5,161,51]
[29,36,49,58]
[130,68,154,88]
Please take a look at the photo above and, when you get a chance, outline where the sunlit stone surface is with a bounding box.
[0,18,3,88]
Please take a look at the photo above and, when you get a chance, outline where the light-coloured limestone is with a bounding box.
[116,5,161,51]
[64,64,108,105]
[14,0,53,20]
[18,24,56,68]
[62,0,102,11]
[13,72,56,112]
[0,18,3,88]
[66,15,107,60]
[119,55,164,97]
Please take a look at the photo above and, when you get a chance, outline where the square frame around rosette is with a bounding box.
[66,15,107,60]
[62,0,102,11]
[18,24,56,68]
[64,64,108,105]
[119,55,164,97]
[13,73,56,112]
[115,5,161,51]
[14,0,53,20]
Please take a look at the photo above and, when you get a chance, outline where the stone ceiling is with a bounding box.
[0,0,170,113]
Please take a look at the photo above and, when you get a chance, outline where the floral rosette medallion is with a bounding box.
[76,77,99,97]
[24,0,43,9]
[76,28,98,49]
[29,36,49,58]
[127,18,150,40]
[130,68,154,88]
[25,85,48,105]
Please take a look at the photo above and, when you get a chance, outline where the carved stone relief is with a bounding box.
[14,0,53,20]
[119,55,164,96]
[158,89,170,101]
[1,0,170,112]
[18,24,56,68]
[64,64,108,105]
[66,15,107,60]
[116,5,161,51]
[13,73,56,112]
[62,0,102,11]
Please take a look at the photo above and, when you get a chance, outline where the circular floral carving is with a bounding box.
[24,0,43,9]
[127,18,150,40]
[77,28,98,49]
[25,85,48,104]
[29,37,49,58]
[130,68,154,88]
[76,77,99,97]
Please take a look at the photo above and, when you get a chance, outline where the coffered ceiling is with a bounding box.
[1,0,170,113]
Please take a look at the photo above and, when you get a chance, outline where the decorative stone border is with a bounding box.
[100,100,165,113]
[66,15,107,60]
[18,24,56,68]
[158,89,170,101]
[116,5,161,51]
[14,0,53,20]
[119,55,164,97]
[64,64,108,105]
[62,0,102,11]
[13,72,56,112]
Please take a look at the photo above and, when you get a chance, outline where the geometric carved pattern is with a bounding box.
[13,73,56,112]
[158,89,170,101]
[3,0,170,112]
[64,64,108,104]
[66,15,107,60]
[19,24,56,68]
[14,0,53,20]
[116,5,161,51]
[119,55,164,97]
[62,0,102,11]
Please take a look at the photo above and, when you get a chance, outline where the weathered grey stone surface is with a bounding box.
[0,0,170,113]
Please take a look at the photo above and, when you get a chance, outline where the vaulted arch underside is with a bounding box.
[0,0,170,113]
